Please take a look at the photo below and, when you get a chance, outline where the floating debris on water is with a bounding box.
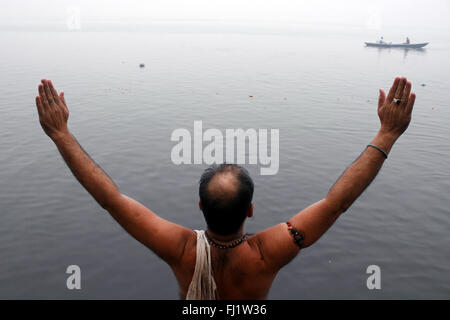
[139,63,145,68]
[103,87,131,94]
[421,83,426,86]
[249,95,254,98]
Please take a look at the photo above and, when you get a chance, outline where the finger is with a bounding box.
[400,81,412,108]
[406,92,416,114]
[59,91,67,107]
[35,96,44,116]
[48,80,60,103]
[378,88,386,111]
[387,77,400,103]
[59,91,69,113]
[394,77,406,99]
[42,79,56,105]
[38,83,50,110]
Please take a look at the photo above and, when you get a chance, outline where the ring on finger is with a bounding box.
[393,98,401,105]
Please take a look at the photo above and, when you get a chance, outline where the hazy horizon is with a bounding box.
[1,0,449,31]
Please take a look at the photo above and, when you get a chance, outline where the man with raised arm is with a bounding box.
[34,77,415,299]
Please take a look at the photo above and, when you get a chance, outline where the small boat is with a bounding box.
[365,42,429,48]
[364,42,429,49]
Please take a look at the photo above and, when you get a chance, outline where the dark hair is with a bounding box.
[199,164,254,236]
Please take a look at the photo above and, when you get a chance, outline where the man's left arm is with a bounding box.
[254,77,416,272]
[35,79,193,267]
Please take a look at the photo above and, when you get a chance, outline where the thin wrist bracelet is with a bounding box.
[367,144,388,159]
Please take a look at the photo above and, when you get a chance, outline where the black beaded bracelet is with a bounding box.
[367,144,388,159]
[286,222,304,249]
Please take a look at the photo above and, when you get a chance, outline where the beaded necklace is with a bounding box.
[204,231,248,249]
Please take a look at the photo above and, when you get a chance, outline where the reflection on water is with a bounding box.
[0,23,449,299]
[364,45,428,60]
[401,48,427,59]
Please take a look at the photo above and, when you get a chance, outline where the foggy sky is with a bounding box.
[1,0,449,30]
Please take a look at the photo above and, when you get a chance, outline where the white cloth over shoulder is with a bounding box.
[186,230,218,300]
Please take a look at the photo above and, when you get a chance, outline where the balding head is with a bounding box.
[207,168,240,202]
[199,164,254,236]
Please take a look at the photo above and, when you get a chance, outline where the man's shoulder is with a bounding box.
[250,223,301,271]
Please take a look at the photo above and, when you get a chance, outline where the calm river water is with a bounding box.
[0,21,449,298]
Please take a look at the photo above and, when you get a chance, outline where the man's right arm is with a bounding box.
[254,77,416,271]
[35,79,194,268]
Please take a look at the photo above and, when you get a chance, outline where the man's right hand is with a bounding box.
[35,79,70,141]
[377,76,416,139]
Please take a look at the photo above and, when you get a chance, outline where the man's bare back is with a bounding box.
[33,77,415,299]
[174,223,300,299]
[175,234,272,299]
